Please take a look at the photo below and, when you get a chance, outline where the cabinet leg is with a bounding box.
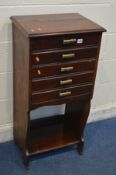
[23,153,29,169]
[77,138,84,155]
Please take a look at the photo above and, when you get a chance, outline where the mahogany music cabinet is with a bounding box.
[10,13,106,167]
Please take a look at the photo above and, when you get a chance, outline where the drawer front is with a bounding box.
[32,59,96,78]
[32,72,94,91]
[32,47,97,65]
[31,33,101,51]
[31,84,93,104]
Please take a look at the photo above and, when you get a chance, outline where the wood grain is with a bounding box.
[12,24,30,155]
[11,13,106,37]
[11,13,106,167]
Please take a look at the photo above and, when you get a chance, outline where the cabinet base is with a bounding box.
[23,140,84,168]
[77,138,84,155]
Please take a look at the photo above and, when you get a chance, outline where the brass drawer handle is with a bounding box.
[61,66,74,72]
[63,38,76,45]
[59,91,71,97]
[60,79,72,85]
[62,53,75,59]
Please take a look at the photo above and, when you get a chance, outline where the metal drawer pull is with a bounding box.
[59,91,71,97]
[62,53,75,59]
[60,79,72,85]
[63,38,76,45]
[61,66,74,72]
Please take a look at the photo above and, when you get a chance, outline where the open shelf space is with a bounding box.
[28,115,80,156]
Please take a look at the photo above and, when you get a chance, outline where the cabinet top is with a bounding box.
[11,13,106,37]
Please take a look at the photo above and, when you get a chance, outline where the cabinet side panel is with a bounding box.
[91,32,102,98]
[13,24,29,151]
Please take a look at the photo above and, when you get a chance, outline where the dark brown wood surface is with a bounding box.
[31,83,93,105]
[11,13,106,167]
[12,23,30,165]
[32,71,94,91]
[30,33,101,51]
[11,13,106,37]
[31,59,96,78]
[32,46,98,65]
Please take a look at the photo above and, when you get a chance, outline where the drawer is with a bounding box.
[32,47,97,65]
[31,83,93,104]
[32,72,94,91]
[30,33,101,51]
[32,59,96,78]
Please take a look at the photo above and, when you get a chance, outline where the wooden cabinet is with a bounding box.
[10,13,106,167]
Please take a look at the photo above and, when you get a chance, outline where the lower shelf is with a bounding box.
[28,115,80,156]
